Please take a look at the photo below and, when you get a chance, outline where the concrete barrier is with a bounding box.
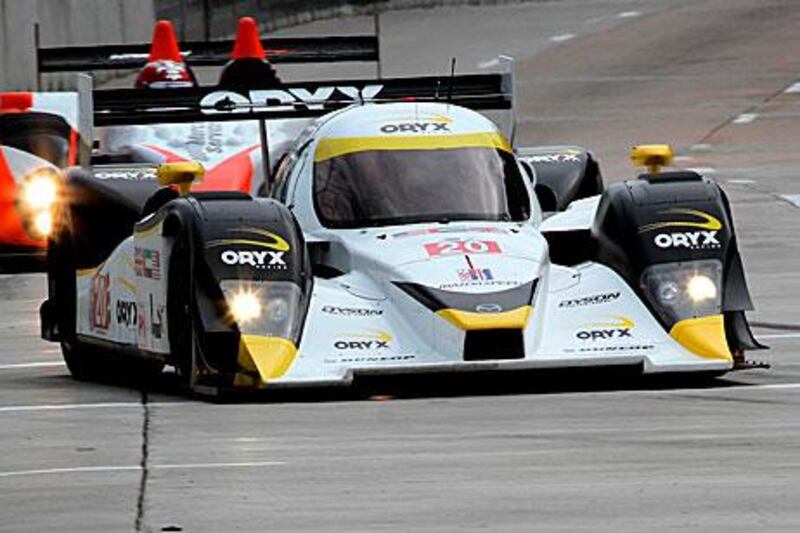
[158,0,543,40]
[0,0,155,90]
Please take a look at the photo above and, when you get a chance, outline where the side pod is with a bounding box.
[591,170,764,362]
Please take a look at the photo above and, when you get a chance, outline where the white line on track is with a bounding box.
[687,167,716,175]
[0,383,798,416]
[779,194,800,208]
[0,461,285,479]
[618,11,641,18]
[785,82,800,93]
[732,113,758,124]
[758,332,800,340]
[690,143,713,152]
[0,361,64,370]
[477,57,500,69]
[727,179,757,184]
[550,33,576,43]
[0,401,190,414]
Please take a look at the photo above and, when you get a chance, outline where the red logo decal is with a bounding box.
[424,239,502,257]
[91,273,110,330]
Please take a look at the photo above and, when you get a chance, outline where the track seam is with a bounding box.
[134,390,151,533]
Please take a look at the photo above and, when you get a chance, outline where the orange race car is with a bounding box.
[0,91,84,269]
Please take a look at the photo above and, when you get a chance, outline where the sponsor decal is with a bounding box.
[392,226,508,238]
[425,238,502,257]
[475,303,503,313]
[149,294,165,340]
[325,355,416,364]
[333,330,392,351]
[559,292,620,308]
[438,280,518,290]
[322,305,383,317]
[206,227,290,270]
[380,115,453,134]
[638,208,723,250]
[185,122,224,161]
[151,60,191,81]
[115,300,138,328]
[575,316,634,341]
[134,248,161,280]
[577,345,654,353]
[220,249,286,269]
[458,268,494,282]
[138,302,147,342]
[522,153,580,164]
[91,273,110,331]
[93,168,157,181]
[200,85,384,114]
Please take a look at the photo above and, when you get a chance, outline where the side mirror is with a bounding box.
[157,161,205,195]
[630,144,673,174]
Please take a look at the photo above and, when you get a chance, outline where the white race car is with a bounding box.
[40,72,763,396]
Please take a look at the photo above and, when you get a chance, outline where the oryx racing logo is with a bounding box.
[380,114,453,134]
[334,330,393,351]
[200,85,384,114]
[576,316,634,341]
[206,227,290,270]
[638,208,723,250]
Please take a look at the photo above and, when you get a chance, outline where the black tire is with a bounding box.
[167,227,194,383]
[60,337,103,381]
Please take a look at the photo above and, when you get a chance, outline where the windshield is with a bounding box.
[314,146,530,228]
[0,114,72,167]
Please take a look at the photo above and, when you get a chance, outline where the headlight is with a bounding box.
[22,171,59,210]
[229,290,262,325]
[220,280,303,340]
[33,211,53,237]
[687,274,718,302]
[16,167,61,239]
[640,260,723,325]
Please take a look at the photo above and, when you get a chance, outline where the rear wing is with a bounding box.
[36,33,380,74]
[90,73,513,127]
[83,68,516,186]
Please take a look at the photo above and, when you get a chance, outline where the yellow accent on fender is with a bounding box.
[133,223,163,238]
[670,315,732,361]
[237,335,297,383]
[586,316,634,329]
[314,132,513,162]
[76,267,98,278]
[638,208,722,234]
[436,305,532,331]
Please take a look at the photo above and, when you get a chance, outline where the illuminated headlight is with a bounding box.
[229,290,262,325]
[22,171,59,210]
[640,260,723,325]
[687,274,718,302]
[33,211,53,237]
[220,280,303,340]
[16,167,61,239]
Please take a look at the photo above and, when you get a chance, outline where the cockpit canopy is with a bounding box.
[313,132,530,228]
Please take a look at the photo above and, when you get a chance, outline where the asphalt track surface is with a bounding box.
[4,1,800,531]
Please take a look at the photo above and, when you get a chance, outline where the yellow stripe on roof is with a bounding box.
[314,132,512,162]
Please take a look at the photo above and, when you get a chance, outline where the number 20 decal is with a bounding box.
[424,239,502,257]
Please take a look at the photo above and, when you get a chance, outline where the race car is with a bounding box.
[40,71,763,396]
[0,91,86,270]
